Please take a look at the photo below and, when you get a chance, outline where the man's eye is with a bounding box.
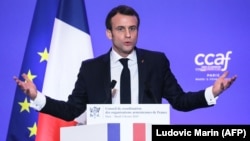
[129,26,137,31]
[117,27,124,31]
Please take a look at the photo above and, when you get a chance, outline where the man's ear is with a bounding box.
[106,29,112,40]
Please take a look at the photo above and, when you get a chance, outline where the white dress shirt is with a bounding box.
[110,49,138,104]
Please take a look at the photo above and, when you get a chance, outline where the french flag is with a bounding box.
[61,123,152,141]
[37,0,93,141]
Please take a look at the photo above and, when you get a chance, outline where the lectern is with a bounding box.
[60,104,170,141]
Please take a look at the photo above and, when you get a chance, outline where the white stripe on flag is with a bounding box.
[120,123,133,141]
[43,18,93,101]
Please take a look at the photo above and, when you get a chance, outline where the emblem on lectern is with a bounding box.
[90,106,100,118]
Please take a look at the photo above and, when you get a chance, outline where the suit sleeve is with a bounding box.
[160,54,213,111]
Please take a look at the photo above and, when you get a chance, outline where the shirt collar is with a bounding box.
[110,48,137,64]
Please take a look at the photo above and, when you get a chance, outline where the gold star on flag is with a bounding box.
[27,69,37,81]
[18,97,30,112]
[38,48,49,62]
[28,122,37,137]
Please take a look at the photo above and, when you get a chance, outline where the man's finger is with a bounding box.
[232,75,237,81]
[220,71,229,79]
[220,83,225,90]
[224,81,231,89]
[22,73,30,82]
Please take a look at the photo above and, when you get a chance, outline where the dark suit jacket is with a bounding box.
[41,47,212,121]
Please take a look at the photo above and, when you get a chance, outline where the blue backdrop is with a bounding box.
[1,0,250,140]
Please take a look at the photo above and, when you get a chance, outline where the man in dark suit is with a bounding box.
[14,5,237,121]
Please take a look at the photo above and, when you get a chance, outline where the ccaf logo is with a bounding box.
[194,51,232,72]
[194,51,232,81]
[89,106,100,118]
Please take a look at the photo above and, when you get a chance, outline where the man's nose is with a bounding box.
[125,29,131,38]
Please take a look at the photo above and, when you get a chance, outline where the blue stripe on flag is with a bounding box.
[57,0,90,33]
[7,0,60,141]
[108,123,120,141]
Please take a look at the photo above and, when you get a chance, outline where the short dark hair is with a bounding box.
[105,5,140,30]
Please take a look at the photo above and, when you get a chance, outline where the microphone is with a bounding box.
[110,80,117,98]
[104,80,117,103]
[110,80,117,89]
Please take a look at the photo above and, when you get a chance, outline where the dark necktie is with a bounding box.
[119,58,131,104]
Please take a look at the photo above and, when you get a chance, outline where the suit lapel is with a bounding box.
[102,51,112,103]
[136,49,147,103]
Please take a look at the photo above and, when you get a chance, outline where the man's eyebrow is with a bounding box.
[116,25,137,28]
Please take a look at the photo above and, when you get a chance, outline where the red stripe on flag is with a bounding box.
[36,113,77,141]
[133,123,146,141]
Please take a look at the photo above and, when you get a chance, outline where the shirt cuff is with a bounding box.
[205,86,218,105]
[30,91,46,111]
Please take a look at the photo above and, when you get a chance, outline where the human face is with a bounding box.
[106,13,138,57]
